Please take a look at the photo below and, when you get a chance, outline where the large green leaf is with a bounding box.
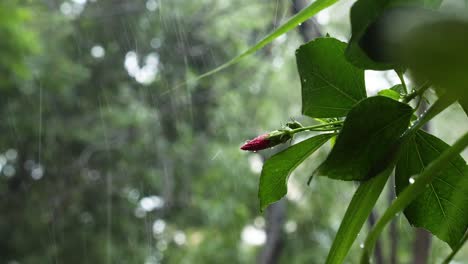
[194,0,340,81]
[316,96,412,181]
[296,37,366,118]
[259,133,333,211]
[360,132,468,264]
[325,166,392,264]
[346,0,443,70]
[396,130,468,248]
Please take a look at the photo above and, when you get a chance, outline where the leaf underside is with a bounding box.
[259,133,334,211]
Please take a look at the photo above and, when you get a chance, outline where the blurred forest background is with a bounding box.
[0,0,467,263]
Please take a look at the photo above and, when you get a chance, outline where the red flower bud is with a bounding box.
[240,130,291,151]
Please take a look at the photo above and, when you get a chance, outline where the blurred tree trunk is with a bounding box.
[259,200,286,264]
[368,210,385,264]
[259,3,322,263]
[412,100,432,264]
[389,175,398,264]
[291,0,322,42]
[413,229,432,264]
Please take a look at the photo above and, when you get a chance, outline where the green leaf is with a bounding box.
[325,166,392,264]
[360,131,468,264]
[345,0,443,70]
[378,89,401,100]
[316,96,412,180]
[296,37,366,118]
[395,130,468,248]
[193,0,340,81]
[259,133,333,211]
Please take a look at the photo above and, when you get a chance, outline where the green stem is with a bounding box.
[360,131,468,264]
[325,165,393,264]
[442,231,468,264]
[191,0,339,81]
[403,95,455,137]
[403,82,430,103]
[290,120,344,134]
[396,70,408,94]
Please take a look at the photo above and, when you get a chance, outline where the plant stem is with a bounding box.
[360,131,468,264]
[403,95,455,137]
[442,231,468,264]
[396,70,408,94]
[403,82,430,103]
[290,120,343,134]
[325,165,393,264]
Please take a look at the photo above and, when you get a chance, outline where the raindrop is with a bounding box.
[409,177,415,184]
[360,243,364,249]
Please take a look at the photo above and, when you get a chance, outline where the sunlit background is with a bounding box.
[0,0,466,263]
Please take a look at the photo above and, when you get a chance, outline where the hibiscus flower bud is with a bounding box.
[240,130,292,151]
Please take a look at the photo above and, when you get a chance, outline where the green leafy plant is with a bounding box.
[201,0,467,262]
